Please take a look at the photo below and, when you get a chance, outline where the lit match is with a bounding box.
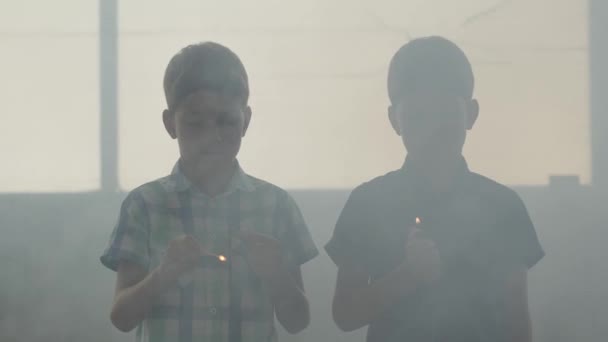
[202,253,228,263]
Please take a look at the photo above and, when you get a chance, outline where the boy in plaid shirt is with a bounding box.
[101,42,318,342]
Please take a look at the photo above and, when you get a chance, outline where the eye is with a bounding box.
[186,120,204,128]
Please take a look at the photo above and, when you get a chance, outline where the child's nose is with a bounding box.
[201,125,222,143]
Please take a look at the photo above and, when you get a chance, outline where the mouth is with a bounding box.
[199,148,227,156]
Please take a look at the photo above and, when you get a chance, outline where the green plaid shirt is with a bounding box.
[101,162,319,342]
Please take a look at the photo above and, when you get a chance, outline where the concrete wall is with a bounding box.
[0,186,606,341]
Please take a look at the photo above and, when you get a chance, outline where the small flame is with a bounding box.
[415,217,421,225]
[218,255,227,262]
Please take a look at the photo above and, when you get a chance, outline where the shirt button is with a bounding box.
[209,307,217,315]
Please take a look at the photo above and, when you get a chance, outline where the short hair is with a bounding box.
[387,36,474,104]
[163,42,249,110]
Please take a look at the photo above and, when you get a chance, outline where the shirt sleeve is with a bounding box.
[324,187,370,268]
[497,190,545,270]
[100,190,151,272]
[276,191,319,267]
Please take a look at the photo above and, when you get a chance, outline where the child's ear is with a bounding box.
[388,105,402,136]
[466,99,479,130]
[242,106,252,137]
[163,109,177,139]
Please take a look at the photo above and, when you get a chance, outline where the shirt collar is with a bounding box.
[163,160,255,194]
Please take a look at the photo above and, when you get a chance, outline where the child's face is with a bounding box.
[164,89,251,172]
[389,91,478,159]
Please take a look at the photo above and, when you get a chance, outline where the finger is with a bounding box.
[230,236,246,255]
[183,249,199,262]
[174,234,190,243]
[174,235,196,253]
[198,247,215,257]
[184,242,202,259]
[183,256,200,270]
[168,235,185,248]
[183,234,201,247]
[420,240,438,250]
[407,227,422,241]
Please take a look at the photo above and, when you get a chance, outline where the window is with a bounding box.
[1,0,588,192]
[0,0,99,192]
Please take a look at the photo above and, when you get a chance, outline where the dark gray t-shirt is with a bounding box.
[325,159,544,342]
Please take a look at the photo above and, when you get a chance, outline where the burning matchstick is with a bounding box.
[202,253,228,263]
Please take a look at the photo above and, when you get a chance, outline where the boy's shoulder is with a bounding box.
[134,174,179,195]
[125,173,293,202]
[361,169,404,188]
[119,175,178,206]
[243,174,289,193]
[349,169,523,205]
[241,174,298,202]
[349,169,407,200]
[468,171,524,205]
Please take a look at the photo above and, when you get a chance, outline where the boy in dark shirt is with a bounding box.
[325,36,544,342]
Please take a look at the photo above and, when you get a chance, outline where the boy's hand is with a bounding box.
[157,235,207,284]
[403,227,441,285]
[239,231,284,281]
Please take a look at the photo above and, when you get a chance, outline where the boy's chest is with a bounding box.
[143,194,279,310]
[145,194,279,268]
[367,193,511,342]
[365,191,501,282]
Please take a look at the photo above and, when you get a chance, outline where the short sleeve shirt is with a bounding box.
[325,157,544,342]
[101,162,319,342]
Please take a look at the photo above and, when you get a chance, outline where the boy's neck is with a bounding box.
[406,153,466,192]
[180,159,238,197]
